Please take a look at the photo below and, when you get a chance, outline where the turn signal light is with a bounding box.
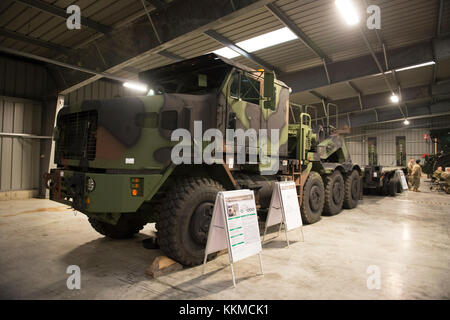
[130,177,143,196]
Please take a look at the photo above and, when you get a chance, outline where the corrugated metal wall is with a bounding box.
[0,55,48,100]
[345,116,450,167]
[65,79,139,105]
[0,97,42,191]
[0,55,51,195]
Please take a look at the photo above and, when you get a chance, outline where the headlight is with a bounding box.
[86,177,96,192]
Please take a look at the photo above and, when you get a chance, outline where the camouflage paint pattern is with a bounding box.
[47,54,291,220]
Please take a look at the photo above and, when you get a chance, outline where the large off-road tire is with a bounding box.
[156,177,224,266]
[396,178,404,193]
[343,170,361,209]
[300,172,325,224]
[323,171,345,216]
[89,214,146,239]
[388,179,397,196]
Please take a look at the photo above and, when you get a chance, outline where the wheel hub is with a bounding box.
[189,202,214,245]
[309,185,321,211]
[332,181,343,204]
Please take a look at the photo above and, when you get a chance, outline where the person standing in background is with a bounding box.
[407,158,415,190]
[411,159,422,192]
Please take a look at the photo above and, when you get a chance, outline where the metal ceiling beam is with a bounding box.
[313,101,450,129]
[265,3,330,63]
[15,0,112,34]
[0,45,129,83]
[0,28,70,54]
[306,78,450,128]
[281,41,437,94]
[347,81,363,110]
[437,0,444,37]
[360,0,409,121]
[0,0,13,13]
[157,50,184,61]
[204,29,278,73]
[309,84,432,118]
[309,90,328,101]
[51,0,274,94]
[146,0,168,11]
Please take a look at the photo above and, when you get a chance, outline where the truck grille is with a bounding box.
[57,110,98,161]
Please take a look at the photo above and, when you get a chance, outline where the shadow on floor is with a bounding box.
[61,233,161,275]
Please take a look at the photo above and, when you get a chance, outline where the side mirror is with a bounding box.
[263,71,276,110]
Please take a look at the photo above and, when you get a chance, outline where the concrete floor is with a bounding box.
[0,178,449,300]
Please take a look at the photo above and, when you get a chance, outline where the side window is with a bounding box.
[230,72,239,98]
[240,76,260,103]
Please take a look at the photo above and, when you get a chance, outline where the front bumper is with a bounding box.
[44,169,164,213]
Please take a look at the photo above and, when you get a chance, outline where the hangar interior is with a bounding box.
[0,0,449,300]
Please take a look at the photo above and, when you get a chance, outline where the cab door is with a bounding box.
[225,70,262,162]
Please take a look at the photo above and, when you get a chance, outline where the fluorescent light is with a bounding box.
[123,81,148,92]
[212,47,240,59]
[395,61,436,72]
[390,94,400,103]
[237,27,297,52]
[335,0,360,26]
[404,119,410,125]
[212,27,297,59]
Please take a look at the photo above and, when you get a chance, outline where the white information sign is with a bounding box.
[397,169,409,190]
[263,181,304,246]
[202,189,263,287]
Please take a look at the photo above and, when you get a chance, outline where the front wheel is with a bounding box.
[300,172,325,224]
[156,177,224,266]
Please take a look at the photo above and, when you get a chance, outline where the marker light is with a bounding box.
[335,0,360,26]
[390,94,400,103]
[123,81,148,92]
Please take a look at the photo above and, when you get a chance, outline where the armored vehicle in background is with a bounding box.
[45,53,362,266]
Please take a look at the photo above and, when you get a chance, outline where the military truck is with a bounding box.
[362,165,406,196]
[45,53,361,266]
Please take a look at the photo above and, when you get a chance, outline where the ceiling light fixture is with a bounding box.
[395,61,436,72]
[390,94,400,103]
[404,119,410,125]
[212,27,297,59]
[335,0,360,26]
[123,81,148,92]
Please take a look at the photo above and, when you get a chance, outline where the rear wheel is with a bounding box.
[323,171,345,216]
[388,179,397,196]
[343,170,361,209]
[89,214,146,239]
[156,177,224,266]
[300,172,325,224]
[396,178,404,193]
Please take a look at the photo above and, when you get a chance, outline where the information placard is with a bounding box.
[203,189,263,287]
[396,169,409,190]
[263,181,304,246]
[222,190,262,263]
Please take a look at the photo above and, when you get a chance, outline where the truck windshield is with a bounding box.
[139,55,232,95]
[148,65,229,95]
